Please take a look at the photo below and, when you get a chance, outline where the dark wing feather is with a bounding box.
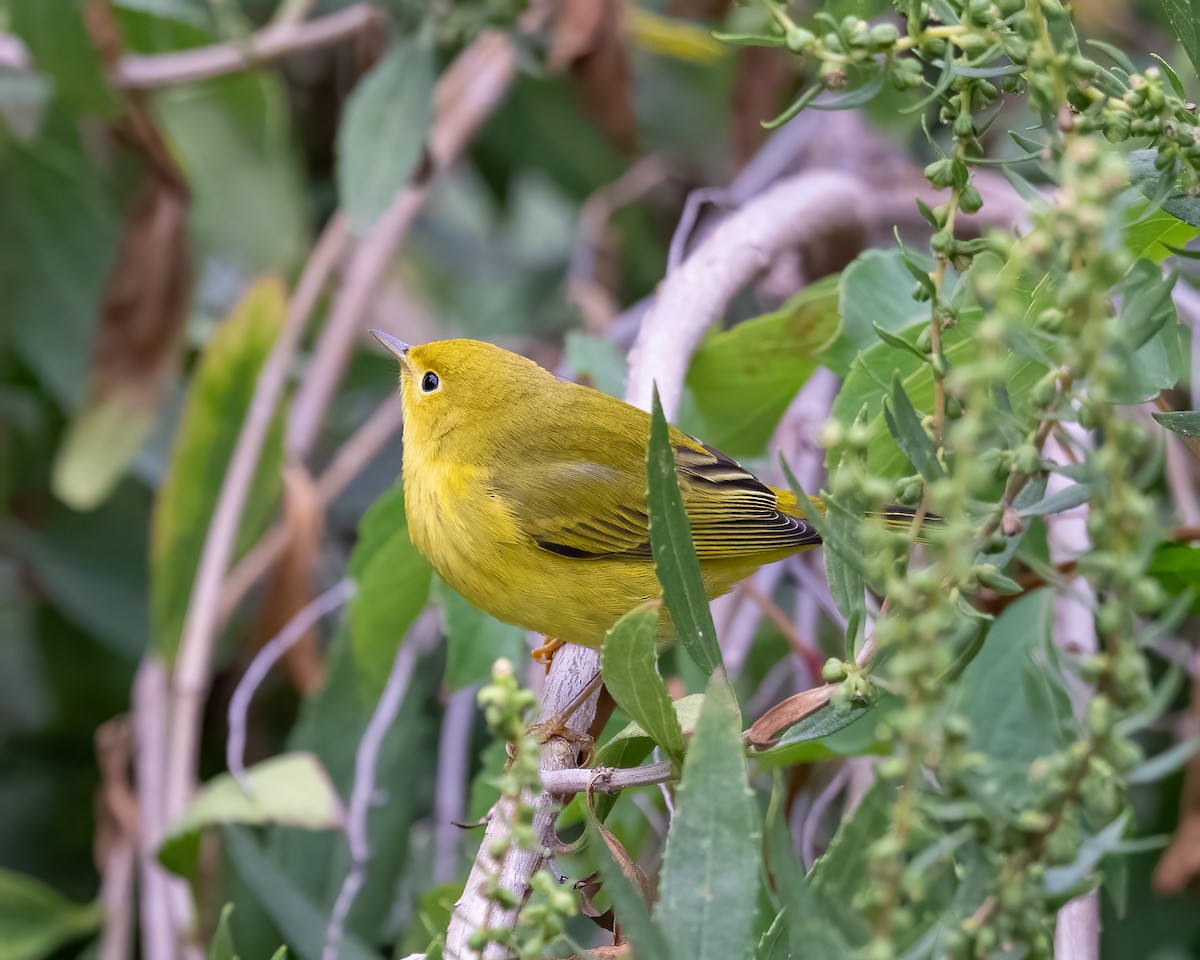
[493,435,819,563]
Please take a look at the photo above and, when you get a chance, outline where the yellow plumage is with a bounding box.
[377,334,835,648]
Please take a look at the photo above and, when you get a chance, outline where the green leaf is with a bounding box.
[1125,198,1199,264]
[155,65,307,271]
[1128,735,1200,784]
[337,36,436,235]
[1045,811,1131,895]
[1159,0,1200,80]
[159,752,344,882]
[755,910,790,960]
[564,331,627,398]
[883,376,944,481]
[808,781,895,946]
[209,904,239,960]
[596,693,706,765]
[601,601,686,766]
[150,278,286,661]
[1129,149,1200,228]
[656,671,759,960]
[436,579,527,691]
[753,700,881,769]
[948,590,1075,801]
[1108,264,1186,404]
[0,110,121,409]
[223,827,378,960]
[1017,483,1092,518]
[14,482,150,657]
[648,390,721,675]
[0,869,102,960]
[830,298,1046,481]
[347,485,433,702]
[1153,410,1200,440]
[680,277,840,457]
[8,0,119,116]
[765,796,855,959]
[828,250,933,374]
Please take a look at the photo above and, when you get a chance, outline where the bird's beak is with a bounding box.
[370,329,411,370]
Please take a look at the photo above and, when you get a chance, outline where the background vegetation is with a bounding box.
[5,0,1200,958]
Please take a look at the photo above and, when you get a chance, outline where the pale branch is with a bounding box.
[1045,429,1102,960]
[323,609,440,960]
[132,660,179,960]
[226,579,356,792]
[286,30,517,459]
[445,646,601,960]
[1053,891,1101,960]
[165,215,345,827]
[540,761,676,796]
[111,4,385,89]
[626,170,865,415]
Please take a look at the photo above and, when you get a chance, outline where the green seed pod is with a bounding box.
[1014,444,1041,474]
[869,22,899,48]
[924,157,957,189]
[958,184,983,213]
[786,27,816,52]
[821,657,848,683]
[1087,696,1114,738]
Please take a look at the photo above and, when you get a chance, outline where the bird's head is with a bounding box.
[371,332,554,453]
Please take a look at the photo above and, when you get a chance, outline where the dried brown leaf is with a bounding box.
[549,0,637,153]
[746,684,834,749]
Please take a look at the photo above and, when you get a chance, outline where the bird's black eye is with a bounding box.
[421,371,439,393]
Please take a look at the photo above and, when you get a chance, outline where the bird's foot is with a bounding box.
[530,636,566,673]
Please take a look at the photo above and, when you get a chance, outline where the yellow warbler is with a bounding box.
[373,332,908,654]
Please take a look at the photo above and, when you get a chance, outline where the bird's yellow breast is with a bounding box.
[403,442,771,647]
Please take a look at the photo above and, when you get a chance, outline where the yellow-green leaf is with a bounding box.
[150,278,286,661]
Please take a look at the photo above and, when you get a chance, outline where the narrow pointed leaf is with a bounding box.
[151,278,286,662]
[648,389,721,675]
[656,671,759,960]
[601,601,686,765]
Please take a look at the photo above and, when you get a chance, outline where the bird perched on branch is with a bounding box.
[373,332,918,662]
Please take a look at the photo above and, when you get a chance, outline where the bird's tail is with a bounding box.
[775,489,941,539]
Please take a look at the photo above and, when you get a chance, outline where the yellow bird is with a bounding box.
[373,332,855,658]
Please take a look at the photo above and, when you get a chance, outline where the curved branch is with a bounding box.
[112,5,385,90]
[625,170,865,413]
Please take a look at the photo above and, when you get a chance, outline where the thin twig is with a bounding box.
[323,609,439,960]
[434,687,477,885]
[96,719,139,960]
[111,4,385,89]
[227,579,356,792]
[541,761,676,796]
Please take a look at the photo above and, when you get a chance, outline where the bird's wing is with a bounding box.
[491,437,820,562]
